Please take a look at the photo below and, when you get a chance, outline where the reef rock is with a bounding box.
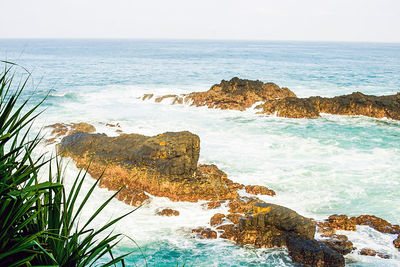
[58,131,239,205]
[156,208,180,216]
[227,196,263,214]
[257,92,400,120]
[319,214,357,231]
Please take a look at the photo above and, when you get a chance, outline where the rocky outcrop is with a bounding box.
[145,77,296,111]
[321,234,355,255]
[185,77,296,111]
[58,131,242,205]
[156,208,179,216]
[257,92,400,120]
[359,248,389,259]
[245,185,275,196]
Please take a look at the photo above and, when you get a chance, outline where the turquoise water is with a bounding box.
[1,39,400,266]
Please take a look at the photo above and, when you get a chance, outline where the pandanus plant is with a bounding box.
[0,62,136,266]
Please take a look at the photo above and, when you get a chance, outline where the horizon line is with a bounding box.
[1,37,400,45]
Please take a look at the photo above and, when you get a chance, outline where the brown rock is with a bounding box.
[355,215,400,234]
[155,94,183,104]
[192,227,217,239]
[106,123,120,127]
[156,208,179,217]
[142,94,153,100]
[58,131,239,204]
[115,186,149,206]
[245,185,276,196]
[326,214,357,231]
[257,92,400,120]
[360,248,377,256]
[210,213,225,226]
[158,77,295,111]
[394,233,400,248]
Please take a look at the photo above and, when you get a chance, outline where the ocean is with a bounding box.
[1,39,400,266]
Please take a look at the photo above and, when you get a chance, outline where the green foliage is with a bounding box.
[0,62,134,266]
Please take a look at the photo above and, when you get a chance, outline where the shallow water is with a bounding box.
[1,39,400,266]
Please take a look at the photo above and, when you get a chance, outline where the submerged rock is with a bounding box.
[58,131,240,205]
[394,234,400,249]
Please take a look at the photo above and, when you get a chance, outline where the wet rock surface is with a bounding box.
[210,213,225,226]
[45,122,96,144]
[192,227,217,239]
[321,234,355,255]
[355,215,400,234]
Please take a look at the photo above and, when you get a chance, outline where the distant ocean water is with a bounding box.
[1,39,400,266]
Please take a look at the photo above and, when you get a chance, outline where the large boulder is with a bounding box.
[58,131,239,204]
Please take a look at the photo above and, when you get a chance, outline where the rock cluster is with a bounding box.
[144,77,400,120]
[45,122,96,144]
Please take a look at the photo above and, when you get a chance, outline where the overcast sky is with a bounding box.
[1,0,399,42]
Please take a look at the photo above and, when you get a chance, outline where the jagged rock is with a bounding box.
[287,236,345,267]
[321,234,355,255]
[155,94,183,104]
[142,94,154,100]
[156,208,180,216]
[210,213,225,226]
[245,185,276,196]
[355,215,400,234]
[106,123,120,127]
[58,131,240,204]
[257,92,400,120]
[319,214,357,231]
[359,248,390,259]
[192,227,217,239]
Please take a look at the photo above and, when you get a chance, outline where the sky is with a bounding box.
[1,0,399,42]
